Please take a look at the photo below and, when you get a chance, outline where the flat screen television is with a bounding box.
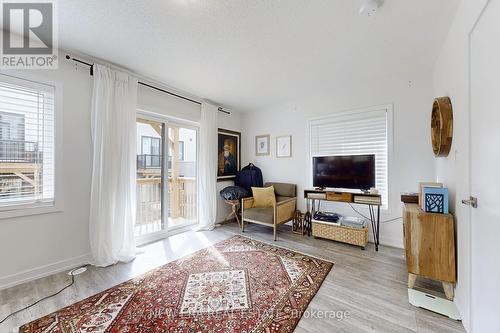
[312,155,375,190]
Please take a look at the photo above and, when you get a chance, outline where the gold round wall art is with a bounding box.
[431,97,453,157]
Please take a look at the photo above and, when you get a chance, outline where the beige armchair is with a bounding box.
[241,182,297,240]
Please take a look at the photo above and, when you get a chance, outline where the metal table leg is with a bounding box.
[368,204,380,251]
[376,205,380,251]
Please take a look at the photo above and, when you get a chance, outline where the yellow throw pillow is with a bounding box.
[251,186,276,208]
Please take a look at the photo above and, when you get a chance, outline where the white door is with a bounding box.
[469,1,500,331]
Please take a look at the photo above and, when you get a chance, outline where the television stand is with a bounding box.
[304,189,382,251]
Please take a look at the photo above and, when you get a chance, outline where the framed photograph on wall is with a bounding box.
[255,134,270,156]
[276,135,292,158]
[217,128,241,181]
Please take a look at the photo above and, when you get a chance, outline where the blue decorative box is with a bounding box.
[422,187,449,214]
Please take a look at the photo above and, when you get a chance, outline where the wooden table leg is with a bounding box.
[442,282,454,300]
[408,273,417,289]
[224,200,241,228]
[224,209,235,223]
[233,203,241,227]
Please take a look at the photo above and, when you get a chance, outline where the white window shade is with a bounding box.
[310,108,389,207]
[0,75,55,208]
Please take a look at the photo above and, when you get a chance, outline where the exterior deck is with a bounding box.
[0,140,42,201]
[136,175,196,236]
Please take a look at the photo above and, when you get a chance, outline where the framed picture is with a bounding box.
[276,135,292,158]
[255,135,270,156]
[422,187,449,214]
[418,182,443,205]
[217,128,241,181]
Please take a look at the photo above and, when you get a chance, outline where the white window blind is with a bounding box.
[310,108,389,207]
[0,75,55,208]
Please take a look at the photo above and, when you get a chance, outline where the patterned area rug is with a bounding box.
[20,235,333,332]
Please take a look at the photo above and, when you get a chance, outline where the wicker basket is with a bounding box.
[312,221,368,248]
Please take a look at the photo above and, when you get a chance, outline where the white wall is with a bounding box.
[241,69,436,248]
[433,0,491,331]
[0,59,242,288]
[0,61,93,288]
[137,84,201,123]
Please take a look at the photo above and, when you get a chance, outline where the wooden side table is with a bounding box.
[403,203,456,300]
[224,199,241,227]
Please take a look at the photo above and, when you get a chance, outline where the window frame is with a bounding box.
[0,111,25,142]
[307,104,394,211]
[0,73,63,219]
[140,135,162,169]
[141,135,161,156]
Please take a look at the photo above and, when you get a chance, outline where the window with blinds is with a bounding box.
[0,75,55,208]
[309,107,389,207]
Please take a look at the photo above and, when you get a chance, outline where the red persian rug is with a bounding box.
[20,235,333,333]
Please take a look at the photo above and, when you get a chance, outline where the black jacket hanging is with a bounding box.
[235,163,264,192]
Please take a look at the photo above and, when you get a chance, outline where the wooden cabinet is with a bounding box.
[402,203,456,299]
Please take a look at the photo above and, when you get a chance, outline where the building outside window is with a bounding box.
[0,75,55,209]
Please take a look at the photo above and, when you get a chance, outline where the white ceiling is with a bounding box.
[58,0,459,112]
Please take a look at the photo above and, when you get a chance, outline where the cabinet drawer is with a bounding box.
[326,192,353,202]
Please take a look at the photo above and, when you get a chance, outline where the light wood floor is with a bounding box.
[0,222,465,333]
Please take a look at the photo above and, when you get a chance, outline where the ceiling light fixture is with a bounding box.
[359,0,379,17]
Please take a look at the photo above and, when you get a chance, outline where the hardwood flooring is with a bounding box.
[0,222,465,332]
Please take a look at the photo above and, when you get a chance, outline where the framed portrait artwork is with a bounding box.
[255,135,270,156]
[276,135,292,158]
[217,128,241,181]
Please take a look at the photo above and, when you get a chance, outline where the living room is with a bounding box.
[0,1,498,332]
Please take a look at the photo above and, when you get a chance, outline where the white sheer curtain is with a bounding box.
[196,102,218,231]
[89,64,138,267]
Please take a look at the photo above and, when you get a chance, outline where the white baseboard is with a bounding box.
[0,253,92,290]
[453,294,470,332]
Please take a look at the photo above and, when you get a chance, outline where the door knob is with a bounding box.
[461,196,477,208]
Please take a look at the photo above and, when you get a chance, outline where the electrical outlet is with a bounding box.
[68,267,87,276]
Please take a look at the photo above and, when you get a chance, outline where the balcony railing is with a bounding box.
[137,154,161,169]
[135,176,196,236]
[0,140,42,201]
[170,177,196,219]
[0,139,40,163]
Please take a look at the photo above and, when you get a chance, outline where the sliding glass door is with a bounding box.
[167,124,198,229]
[135,116,198,242]
[136,118,164,238]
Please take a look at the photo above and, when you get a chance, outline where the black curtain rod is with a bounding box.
[65,55,231,115]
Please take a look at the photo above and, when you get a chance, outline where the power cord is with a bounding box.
[348,203,402,223]
[0,265,87,325]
